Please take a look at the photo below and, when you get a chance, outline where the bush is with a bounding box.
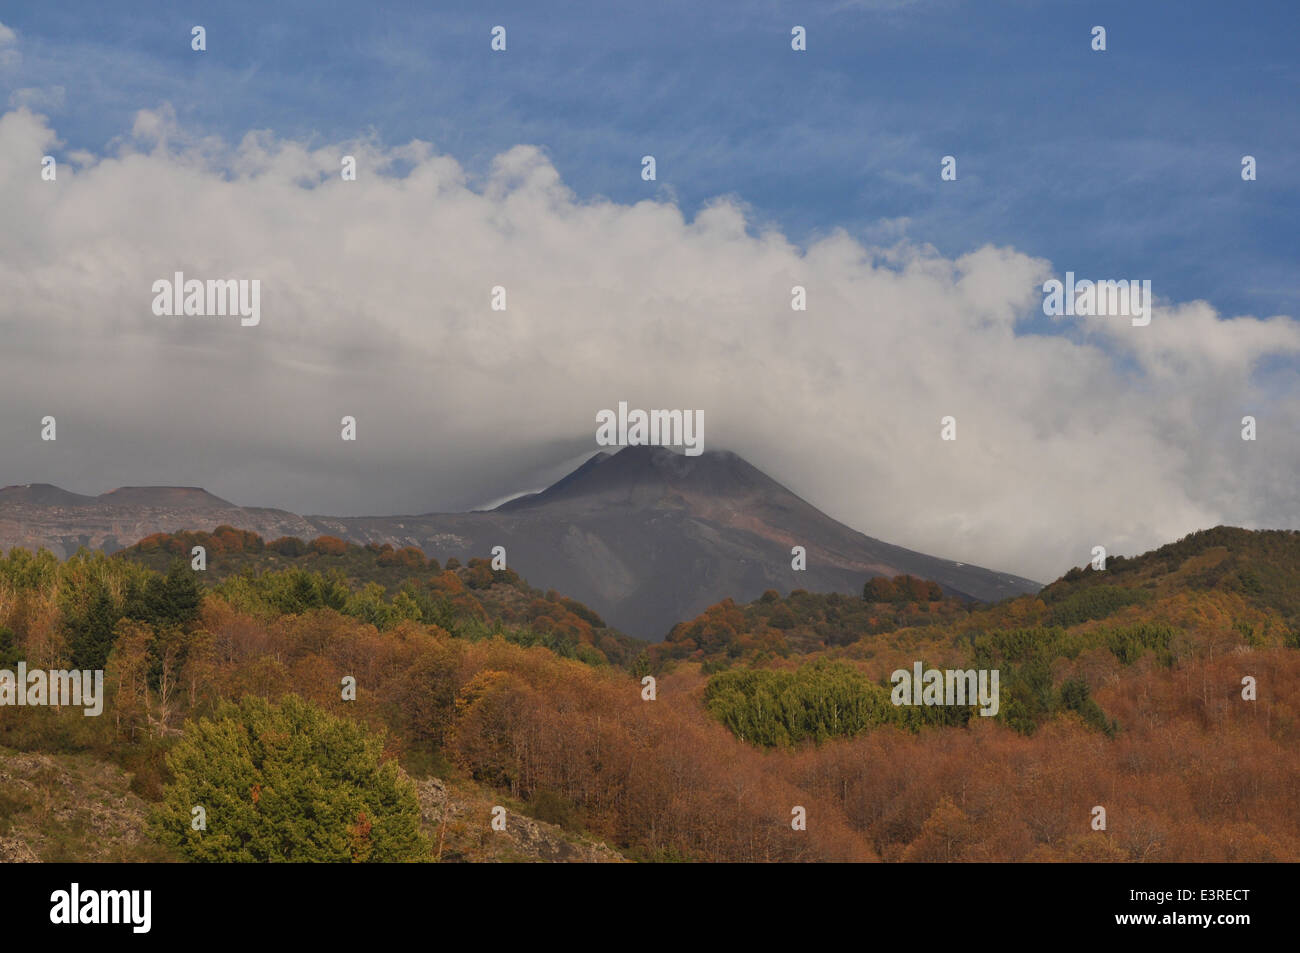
[704,662,899,746]
[150,695,427,862]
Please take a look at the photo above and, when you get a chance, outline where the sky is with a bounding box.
[0,0,1297,582]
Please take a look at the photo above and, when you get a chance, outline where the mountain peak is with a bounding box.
[97,486,234,508]
[0,484,96,506]
[495,446,778,511]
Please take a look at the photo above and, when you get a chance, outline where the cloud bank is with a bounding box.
[0,105,1297,581]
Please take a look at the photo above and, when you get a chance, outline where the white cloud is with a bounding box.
[0,20,19,70]
[8,85,65,112]
[0,106,1296,580]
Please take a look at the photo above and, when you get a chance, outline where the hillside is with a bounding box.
[660,527,1300,666]
[0,748,623,864]
[1039,526,1300,630]
[113,527,649,668]
[0,526,1296,862]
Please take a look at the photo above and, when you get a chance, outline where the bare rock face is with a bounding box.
[414,777,625,863]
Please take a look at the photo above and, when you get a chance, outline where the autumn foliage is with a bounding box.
[0,526,1297,861]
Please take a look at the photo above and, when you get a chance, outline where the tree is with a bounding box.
[147,561,202,628]
[863,576,898,603]
[151,695,427,862]
[310,535,348,556]
[68,585,119,670]
[268,536,308,557]
[903,795,976,861]
[106,620,154,738]
[0,625,20,667]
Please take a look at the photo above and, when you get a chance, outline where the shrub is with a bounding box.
[150,695,427,862]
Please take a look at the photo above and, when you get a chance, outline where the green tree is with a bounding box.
[150,695,428,862]
[704,661,899,746]
[0,625,20,668]
[1060,676,1116,736]
[68,585,119,670]
[146,561,203,628]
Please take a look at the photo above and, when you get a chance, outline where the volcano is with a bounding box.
[0,447,1040,639]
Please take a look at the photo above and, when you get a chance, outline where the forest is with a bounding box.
[0,526,1297,862]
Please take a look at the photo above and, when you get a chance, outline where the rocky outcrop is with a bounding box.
[415,777,625,863]
[0,749,165,862]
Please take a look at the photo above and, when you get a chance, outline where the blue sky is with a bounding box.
[4,0,1298,321]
